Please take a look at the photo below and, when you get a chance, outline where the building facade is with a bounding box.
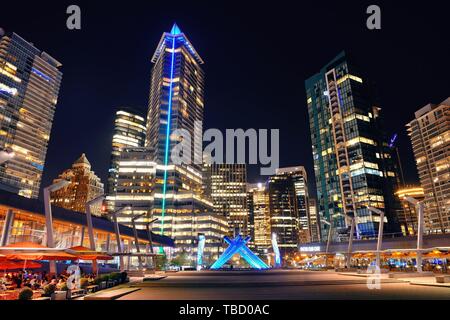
[308,198,321,242]
[0,32,62,198]
[395,186,425,236]
[305,51,401,240]
[106,108,146,196]
[268,166,310,253]
[247,183,271,252]
[407,98,449,233]
[110,24,227,264]
[112,147,227,263]
[205,163,248,237]
[50,154,104,216]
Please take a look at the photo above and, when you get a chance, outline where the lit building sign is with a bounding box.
[299,246,322,252]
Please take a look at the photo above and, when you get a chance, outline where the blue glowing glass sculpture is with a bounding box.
[210,235,269,270]
[272,232,281,268]
[197,234,206,271]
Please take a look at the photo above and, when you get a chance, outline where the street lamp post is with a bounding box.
[43,180,71,275]
[405,197,425,273]
[368,206,385,270]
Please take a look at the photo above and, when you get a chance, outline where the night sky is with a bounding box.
[1,1,449,198]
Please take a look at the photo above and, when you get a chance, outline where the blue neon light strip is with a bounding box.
[160,34,177,235]
[31,68,52,82]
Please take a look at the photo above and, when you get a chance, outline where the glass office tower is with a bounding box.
[106,108,146,196]
[0,32,62,198]
[247,183,271,252]
[268,166,310,253]
[305,51,400,240]
[204,163,248,237]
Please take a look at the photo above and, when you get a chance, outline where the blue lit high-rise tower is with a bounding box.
[138,24,227,262]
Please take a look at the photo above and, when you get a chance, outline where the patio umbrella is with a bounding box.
[0,260,42,270]
[386,250,417,259]
[0,242,77,261]
[423,249,450,259]
[66,246,113,261]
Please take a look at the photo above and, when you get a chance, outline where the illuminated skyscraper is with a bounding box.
[247,183,271,252]
[107,108,146,196]
[113,147,227,263]
[308,198,321,242]
[0,32,62,198]
[50,154,104,216]
[268,166,310,253]
[407,98,449,233]
[305,51,401,240]
[205,163,248,237]
[110,24,226,263]
[145,23,204,170]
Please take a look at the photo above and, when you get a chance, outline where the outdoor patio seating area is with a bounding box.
[0,241,128,300]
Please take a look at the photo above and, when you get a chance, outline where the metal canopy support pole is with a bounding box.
[80,227,85,246]
[417,202,425,273]
[1,209,14,246]
[85,206,96,250]
[146,223,154,254]
[326,224,332,254]
[112,213,124,271]
[132,219,144,271]
[376,211,385,269]
[146,223,155,272]
[85,199,102,276]
[43,188,57,275]
[346,217,355,269]
[106,234,111,252]
[70,228,76,247]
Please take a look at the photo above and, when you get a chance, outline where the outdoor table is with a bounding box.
[0,293,9,300]
[86,285,98,293]
[68,289,85,299]
[32,290,43,299]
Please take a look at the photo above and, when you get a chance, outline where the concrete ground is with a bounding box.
[114,270,450,300]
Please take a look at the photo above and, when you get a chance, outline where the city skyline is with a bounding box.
[2,2,449,199]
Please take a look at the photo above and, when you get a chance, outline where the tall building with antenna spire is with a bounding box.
[112,24,227,264]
